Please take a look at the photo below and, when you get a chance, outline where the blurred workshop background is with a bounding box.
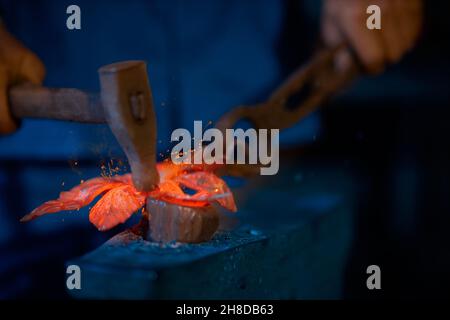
[0,0,449,299]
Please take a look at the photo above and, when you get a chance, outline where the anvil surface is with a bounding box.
[69,162,356,299]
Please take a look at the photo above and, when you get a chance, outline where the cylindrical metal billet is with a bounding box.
[146,199,219,243]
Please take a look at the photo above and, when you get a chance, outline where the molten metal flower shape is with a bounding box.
[21,161,237,231]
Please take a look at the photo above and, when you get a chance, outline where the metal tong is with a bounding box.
[216,44,360,132]
[215,44,360,177]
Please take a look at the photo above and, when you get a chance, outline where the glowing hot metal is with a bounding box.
[20,161,237,231]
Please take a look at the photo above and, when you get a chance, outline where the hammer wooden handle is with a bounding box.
[9,61,160,192]
[9,85,105,123]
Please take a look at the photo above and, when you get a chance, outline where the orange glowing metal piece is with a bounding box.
[21,161,237,231]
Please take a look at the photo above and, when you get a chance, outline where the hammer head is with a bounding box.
[98,61,159,191]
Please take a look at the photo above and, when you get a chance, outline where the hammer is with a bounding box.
[8,61,159,191]
[9,61,219,243]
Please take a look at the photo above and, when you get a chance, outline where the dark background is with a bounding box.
[0,0,449,299]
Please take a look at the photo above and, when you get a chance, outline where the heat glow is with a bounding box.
[20,161,237,231]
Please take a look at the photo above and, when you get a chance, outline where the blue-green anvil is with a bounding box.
[68,165,356,299]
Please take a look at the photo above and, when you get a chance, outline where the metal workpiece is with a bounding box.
[146,199,220,243]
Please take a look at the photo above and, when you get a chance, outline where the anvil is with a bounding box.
[68,161,356,299]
